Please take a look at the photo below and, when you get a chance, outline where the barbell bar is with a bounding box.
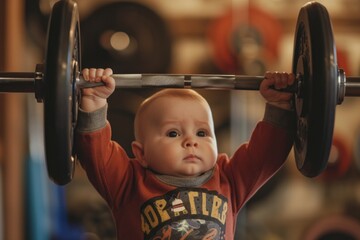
[0,72,293,92]
[2,71,360,96]
[0,0,359,185]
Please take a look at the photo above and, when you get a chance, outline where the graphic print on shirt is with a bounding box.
[140,187,228,239]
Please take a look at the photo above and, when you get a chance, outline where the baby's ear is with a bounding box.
[131,141,148,167]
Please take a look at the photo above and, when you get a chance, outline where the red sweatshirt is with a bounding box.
[75,103,294,239]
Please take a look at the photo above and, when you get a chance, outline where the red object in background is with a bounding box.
[337,47,351,75]
[208,5,282,74]
[317,134,352,181]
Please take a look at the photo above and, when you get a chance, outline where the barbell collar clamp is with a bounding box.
[337,68,345,104]
[35,64,45,103]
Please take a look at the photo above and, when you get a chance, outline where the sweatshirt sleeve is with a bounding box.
[222,103,295,211]
[263,103,295,130]
[76,105,108,133]
[75,105,135,208]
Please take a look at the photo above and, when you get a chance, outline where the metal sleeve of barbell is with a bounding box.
[0,72,35,92]
[78,74,265,90]
[345,76,360,96]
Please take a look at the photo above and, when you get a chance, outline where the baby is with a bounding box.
[76,68,295,239]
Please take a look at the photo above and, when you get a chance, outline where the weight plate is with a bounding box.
[43,0,79,185]
[303,215,360,240]
[208,5,282,74]
[81,2,172,74]
[293,2,337,177]
[25,0,49,48]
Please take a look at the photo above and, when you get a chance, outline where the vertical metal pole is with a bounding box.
[0,0,5,237]
[231,91,251,239]
[1,0,26,239]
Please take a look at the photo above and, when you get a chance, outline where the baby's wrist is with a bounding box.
[267,101,293,111]
[77,104,108,132]
[80,96,107,112]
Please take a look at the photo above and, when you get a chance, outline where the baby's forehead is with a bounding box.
[135,93,214,140]
[144,89,207,105]
[155,95,203,103]
[146,95,209,112]
[151,97,212,120]
[154,92,204,102]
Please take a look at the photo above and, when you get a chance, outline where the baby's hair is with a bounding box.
[134,89,209,141]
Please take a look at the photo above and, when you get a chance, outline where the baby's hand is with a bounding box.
[260,71,295,110]
[80,68,115,112]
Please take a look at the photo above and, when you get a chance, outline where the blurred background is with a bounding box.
[1,0,360,239]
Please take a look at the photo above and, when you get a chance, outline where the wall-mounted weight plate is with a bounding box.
[81,2,172,74]
[43,0,79,185]
[302,215,360,240]
[292,2,337,177]
[208,5,282,74]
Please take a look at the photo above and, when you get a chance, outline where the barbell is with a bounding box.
[1,0,360,185]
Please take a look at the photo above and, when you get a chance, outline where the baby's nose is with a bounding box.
[183,137,198,148]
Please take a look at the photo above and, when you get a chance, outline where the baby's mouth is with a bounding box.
[184,154,200,161]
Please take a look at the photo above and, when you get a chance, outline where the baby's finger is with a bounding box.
[265,71,276,80]
[282,73,296,87]
[82,68,89,80]
[95,68,104,82]
[262,72,275,91]
[102,75,115,90]
[273,72,283,89]
[88,68,97,81]
[279,72,288,88]
[274,72,292,89]
[289,73,295,86]
[103,68,113,77]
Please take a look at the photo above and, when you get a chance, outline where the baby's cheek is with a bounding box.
[208,146,218,165]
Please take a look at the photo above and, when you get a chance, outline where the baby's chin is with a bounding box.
[147,168,204,178]
[173,169,211,178]
[175,173,202,178]
[151,164,215,178]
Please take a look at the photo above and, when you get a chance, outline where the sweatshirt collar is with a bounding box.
[154,168,214,187]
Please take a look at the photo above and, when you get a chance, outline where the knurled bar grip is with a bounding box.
[77,74,265,90]
[77,74,299,92]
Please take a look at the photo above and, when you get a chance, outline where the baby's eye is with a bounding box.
[197,130,207,137]
[167,130,180,138]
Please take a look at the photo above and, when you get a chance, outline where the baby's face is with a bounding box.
[137,96,218,177]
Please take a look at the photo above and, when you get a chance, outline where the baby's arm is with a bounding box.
[260,71,295,110]
[226,72,296,209]
[80,68,115,112]
[76,68,130,204]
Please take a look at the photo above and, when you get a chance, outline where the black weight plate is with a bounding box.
[302,215,360,240]
[43,0,80,185]
[25,0,49,48]
[81,2,172,74]
[292,2,337,177]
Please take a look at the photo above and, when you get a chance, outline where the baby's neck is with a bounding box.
[152,168,214,187]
